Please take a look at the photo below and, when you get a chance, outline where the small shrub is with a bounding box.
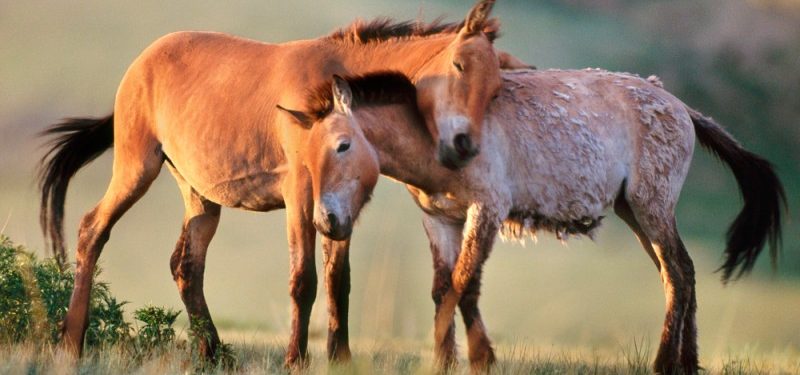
[0,235,129,346]
[134,305,180,351]
[0,235,219,367]
[86,281,130,347]
[188,316,237,370]
[30,256,73,342]
[0,237,33,342]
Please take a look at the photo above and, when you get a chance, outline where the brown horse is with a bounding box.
[283,70,785,373]
[37,0,514,366]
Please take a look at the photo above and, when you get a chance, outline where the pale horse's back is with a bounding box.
[489,69,695,240]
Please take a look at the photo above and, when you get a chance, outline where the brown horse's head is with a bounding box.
[277,76,382,240]
[415,0,502,169]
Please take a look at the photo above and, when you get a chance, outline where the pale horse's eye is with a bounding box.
[336,141,350,153]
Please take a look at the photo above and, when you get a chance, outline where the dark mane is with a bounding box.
[305,71,418,121]
[327,17,499,44]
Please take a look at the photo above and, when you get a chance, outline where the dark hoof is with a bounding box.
[469,346,496,374]
[329,347,352,363]
[681,362,701,375]
[284,351,309,370]
[653,362,681,375]
[435,353,458,373]
[680,353,700,375]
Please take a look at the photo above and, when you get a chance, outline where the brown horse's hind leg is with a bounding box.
[422,214,462,368]
[61,141,162,356]
[167,165,222,362]
[283,171,317,368]
[625,197,697,374]
[322,237,352,362]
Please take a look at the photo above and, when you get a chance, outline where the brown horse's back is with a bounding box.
[114,31,316,210]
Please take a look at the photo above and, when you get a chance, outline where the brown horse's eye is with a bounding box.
[336,141,350,153]
[453,61,464,72]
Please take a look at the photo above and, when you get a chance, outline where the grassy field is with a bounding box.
[1,333,798,374]
[1,1,798,373]
[2,231,798,374]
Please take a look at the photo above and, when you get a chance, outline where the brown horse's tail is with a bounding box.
[38,114,114,267]
[688,108,786,283]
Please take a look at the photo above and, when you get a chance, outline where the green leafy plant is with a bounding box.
[86,281,131,347]
[187,315,237,370]
[133,305,180,352]
[30,255,73,342]
[0,235,129,346]
[0,237,34,342]
[0,236,204,364]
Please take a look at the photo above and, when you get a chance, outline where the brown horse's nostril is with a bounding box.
[327,212,338,230]
[453,133,472,156]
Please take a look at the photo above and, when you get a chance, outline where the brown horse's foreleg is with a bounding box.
[284,173,318,368]
[61,148,162,356]
[168,169,221,362]
[422,214,463,368]
[322,237,351,362]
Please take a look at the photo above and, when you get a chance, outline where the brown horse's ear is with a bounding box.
[276,104,313,129]
[332,75,353,114]
[462,0,495,36]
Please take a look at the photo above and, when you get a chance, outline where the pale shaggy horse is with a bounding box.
[37,0,513,366]
[282,70,785,374]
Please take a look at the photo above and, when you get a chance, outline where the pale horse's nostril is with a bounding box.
[453,133,472,155]
[327,212,338,229]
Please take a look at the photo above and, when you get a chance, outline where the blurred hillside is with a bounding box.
[0,0,798,359]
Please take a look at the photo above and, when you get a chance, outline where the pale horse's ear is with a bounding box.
[332,75,352,114]
[462,0,495,36]
[276,104,313,129]
[497,50,537,70]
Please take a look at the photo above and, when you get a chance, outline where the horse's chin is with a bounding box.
[324,228,352,241]
[314,222,352,241]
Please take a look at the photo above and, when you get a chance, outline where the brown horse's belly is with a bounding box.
[195,170,286,211]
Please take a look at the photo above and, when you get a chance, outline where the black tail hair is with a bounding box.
[689,108,786,283]
[38,114,114,267]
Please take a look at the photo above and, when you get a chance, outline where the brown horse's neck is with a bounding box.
[331,36,451,79]
[355,104,453,192]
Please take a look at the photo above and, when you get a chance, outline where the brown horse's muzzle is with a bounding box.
[316,212,352,241]
[314,199,353,241]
